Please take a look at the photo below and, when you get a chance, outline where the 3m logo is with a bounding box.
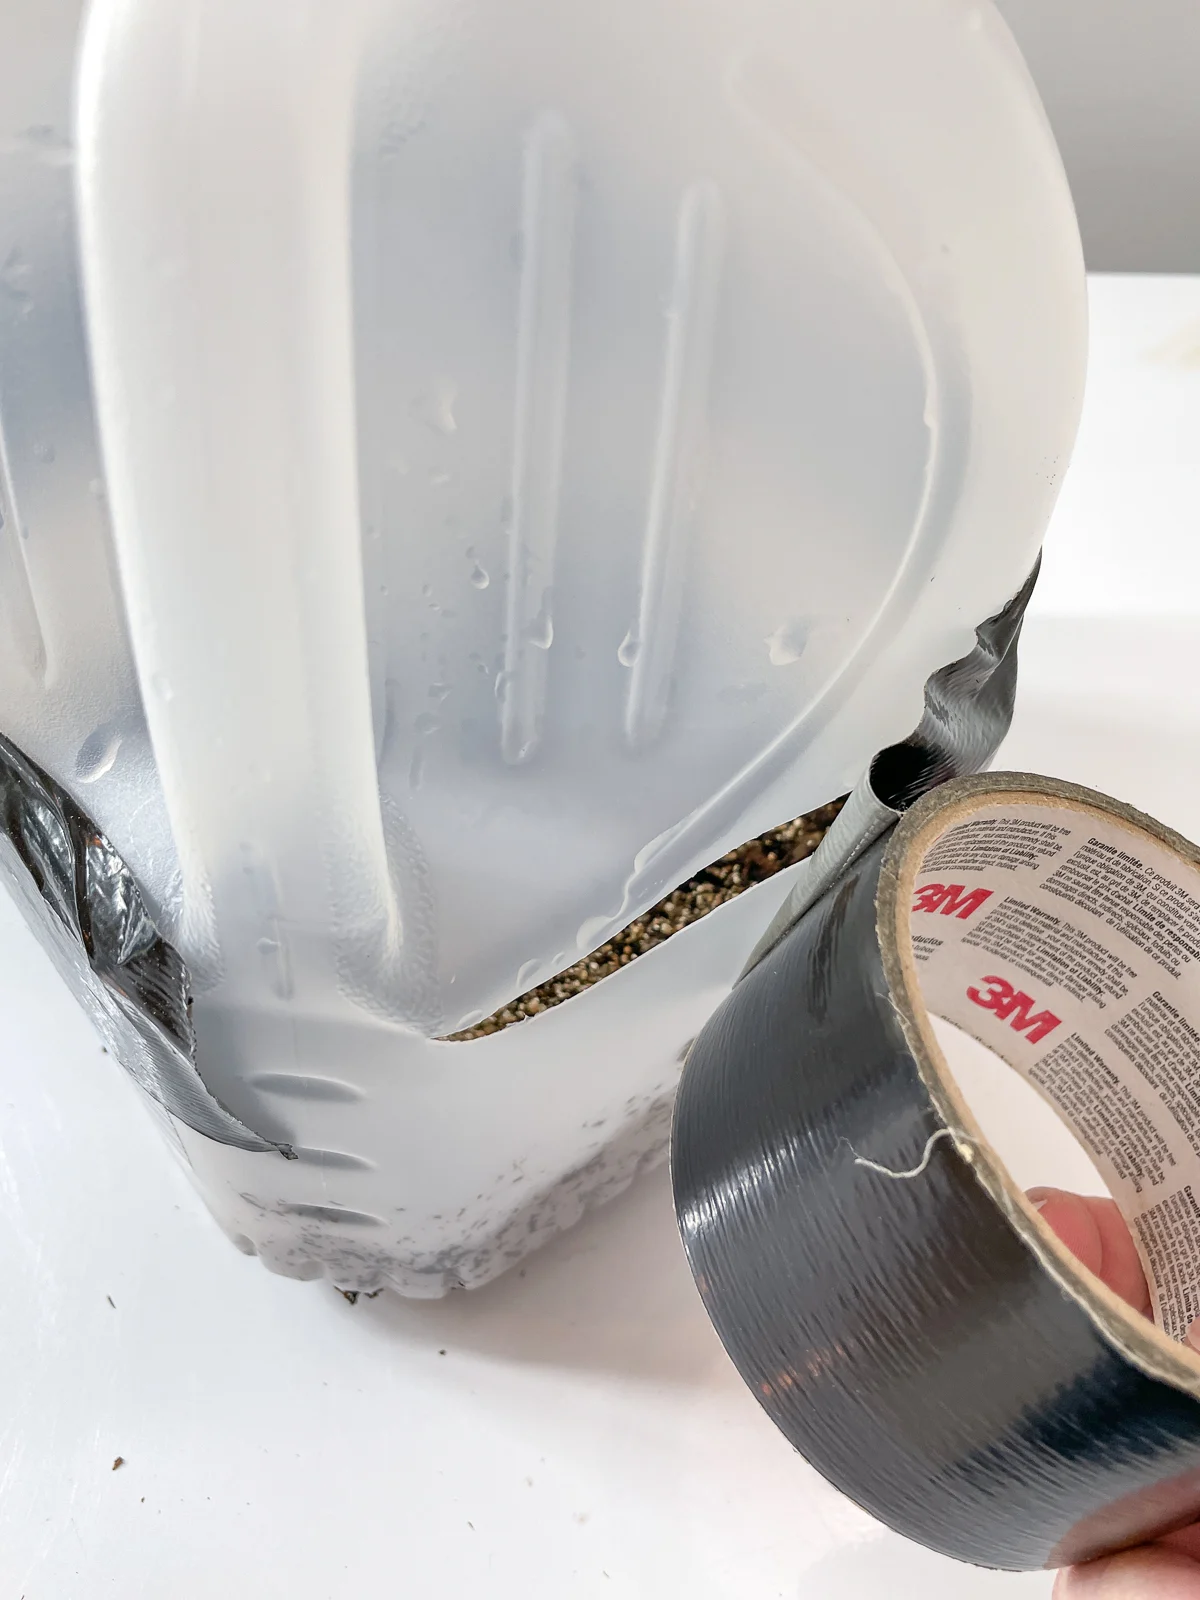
[912,883,993,920]
[967,976,1062,1045]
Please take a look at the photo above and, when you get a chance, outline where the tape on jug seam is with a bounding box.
[672,771,1200,1572]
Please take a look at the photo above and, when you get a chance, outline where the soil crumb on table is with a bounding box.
[446,798,845,1041]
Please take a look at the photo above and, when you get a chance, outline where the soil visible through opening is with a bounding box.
[446,797,845,1040]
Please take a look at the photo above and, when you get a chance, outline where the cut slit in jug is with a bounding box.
[0,0,1084,1292]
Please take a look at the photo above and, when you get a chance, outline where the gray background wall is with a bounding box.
[996,0,1200,271]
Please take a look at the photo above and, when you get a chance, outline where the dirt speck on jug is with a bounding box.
[446,798,845,1040]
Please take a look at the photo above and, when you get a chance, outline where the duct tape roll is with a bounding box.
[673,771,1200,1572]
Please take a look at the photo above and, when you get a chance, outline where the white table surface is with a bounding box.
[2,274,1197,1600]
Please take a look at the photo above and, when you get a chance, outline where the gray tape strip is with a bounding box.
[0,730,290,1156]
[739,562,1038,979]
[675,766,1200,1571]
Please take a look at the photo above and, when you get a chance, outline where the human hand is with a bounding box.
[1029,1188,1200,1598]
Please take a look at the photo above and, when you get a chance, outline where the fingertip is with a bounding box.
[1027,1188,1105,1280]
[1026,1188,1151,1315]
[1055,1547,1200,1598]
[1089,1196,1152,1317]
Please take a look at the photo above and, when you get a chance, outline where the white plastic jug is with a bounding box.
[0,0,1085,1292]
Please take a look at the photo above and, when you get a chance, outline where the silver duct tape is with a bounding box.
[739,562,1040,978]
[0,730,290,1157]
[673,767,1200,1572]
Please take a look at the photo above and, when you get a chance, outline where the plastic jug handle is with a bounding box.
[77,0,398,1010]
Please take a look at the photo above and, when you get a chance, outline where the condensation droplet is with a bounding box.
[469,562,489,590]
[151,672,174,702]
[428,682,452,703]
[417,379,458,436]
[414,712,440,735]
[576,914,612,949]
[256,934,294,1001]
[429,469,452,487]
[0,247,31,303]
[617,631,639,667]
[494,670,512,703]
[516,959,541,991]
[766,621,808,668]
[525,607,553,650]
[75,725,122,783]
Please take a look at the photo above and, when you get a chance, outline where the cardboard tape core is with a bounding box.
[900,792,1200,1342]
[673,772,1200,1572]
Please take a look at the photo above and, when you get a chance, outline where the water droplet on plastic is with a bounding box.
[421,583,433,599]
[418,379,458,436]
[516,959,541,991]
[525,607,553,650]
[414,712,440,735]
[256,934,294,1001]
[0,247,32,303]
[428,682,452,703]
[617,631,639,667]
[494,671,512,702]
[429,469,452,487]
[151,672,174,702]
[766,621,808,667]
[469,562,489,590]
[75,725,122,783]
[576,914,612,949]
[87,478,106,501]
